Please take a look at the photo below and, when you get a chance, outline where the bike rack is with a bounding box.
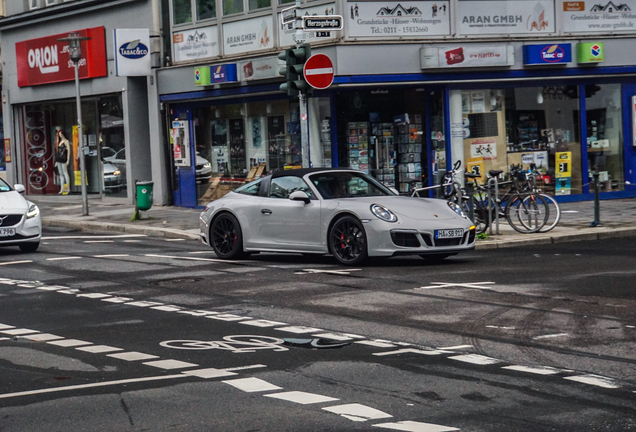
[487,177,500,235]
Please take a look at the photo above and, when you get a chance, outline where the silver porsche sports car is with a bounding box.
[199,168,475,265]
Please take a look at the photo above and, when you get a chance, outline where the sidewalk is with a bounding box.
[29,194,636,249]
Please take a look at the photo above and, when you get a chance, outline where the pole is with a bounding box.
[299,93,310,168]
[591,172,600,227]
[74,62,89,216]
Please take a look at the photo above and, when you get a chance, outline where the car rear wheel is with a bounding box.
[19,242,40,253]
[210,213,245,259]
[328,216,368,265]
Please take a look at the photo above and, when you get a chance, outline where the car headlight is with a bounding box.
[447,201,467,218]
[113,170,121,176]
[370,204,397,223]
[27,204,40,219]
[203,163,211,169]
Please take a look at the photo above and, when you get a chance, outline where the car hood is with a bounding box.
[0,191,28,213]
[333,196,461,221]
[196,155,210,165]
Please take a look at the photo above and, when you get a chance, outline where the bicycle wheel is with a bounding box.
[505,193,548,233]
[535,194,561,233]
[461,198,489,234]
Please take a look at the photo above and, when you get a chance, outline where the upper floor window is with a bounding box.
[249,0,270,10]
[30,0,39,10]
[173,0,193,24]
[197,0,216,20]
[223,0,243,15]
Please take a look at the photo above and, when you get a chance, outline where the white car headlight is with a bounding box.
[370,204,397,223]
[27,203,40,219]
[113,170,121,176]
[447,201,467,218]
[203,163,211,169]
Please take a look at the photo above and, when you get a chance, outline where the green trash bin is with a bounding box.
[136,181,154,211]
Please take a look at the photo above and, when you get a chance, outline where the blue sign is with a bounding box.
[523,44,572,65]
[118,41,149,59]
[210,64,238,83]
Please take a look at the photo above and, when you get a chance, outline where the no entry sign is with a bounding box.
[303,54,334,90]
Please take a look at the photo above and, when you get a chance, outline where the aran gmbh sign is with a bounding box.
[114,29,151,76]
[15,27,107,87]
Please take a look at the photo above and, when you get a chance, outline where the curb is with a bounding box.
[42,218,201,241]
[476,226,636,249]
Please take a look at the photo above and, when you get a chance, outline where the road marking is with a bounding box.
[275,326,324,334]
[23,333,64,342]
[102,297,134,303]
[0,324,15,330]
[188,251,216,254]
[323,403,392,422]
[0,328,39,336]
[77,293,112,299]
[36,285,68,291]
[77,345,123,354]
[373,348,445,357]
[0,260,32,266]
[93,254,130,258]
[0,374,186,400]
[533,333,569,340]
[125,301,165,307]
[107,351,160,361]
[502,365,561,375]
[182,368,238,379]
[564,374,620,389]
[223,377,283,393]
[416,282,495,290]
[265,391,339,405]
[143,359,199,370]
[240,319,288,328]
[84,240,114,243]
[448,354,502,365]
[312,332,364,341]
[486,325,516,330]
[437,345,473,350]
[165,238,186,242]
[373,421,460,431]
[206,314,251,322]
[48,339,92,347]
[355,340,397,348]
[42,234,146,240]
[151,305,183,312]
[296,268,362,275]
[46,257,82,261]
[145,253,236,264]
[123,240,142,243]
[177,310,219,316]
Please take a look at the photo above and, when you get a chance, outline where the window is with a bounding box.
[279,0,294,4]
[269,176,313,199]
[235,178,262,196]
[30,0,40,10]
[173,0,193,25]
[197,0,216,19]
[45,0,56,6]
[223,0,244,15]
[249,0,270,10]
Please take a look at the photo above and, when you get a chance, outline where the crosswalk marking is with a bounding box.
[0,328,39,336]
[77,345,123,354]
[323,403,392,422]
[416,282,495,290]
[107,352,160,361]
[48,339,92,347]
[564,374,620,389]
[223,377,282,393]
[143,359,199,370]
[265,391,339,405]
[373,421,460,431]
[448,354,502,365]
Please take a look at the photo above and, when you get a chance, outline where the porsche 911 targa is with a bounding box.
[199,168,475,265]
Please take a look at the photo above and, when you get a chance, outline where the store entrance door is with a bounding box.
[170,109,197,207]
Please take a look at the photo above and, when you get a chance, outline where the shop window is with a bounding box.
[450,87,583,196]
[308,97,332,168]
[584,84,624,192]
[249,0,271,9]
[279,0,294,4]
[197,0,216,19]
[223,0,244,15]
[173,0,193,24]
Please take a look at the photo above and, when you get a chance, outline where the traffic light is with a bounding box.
[278,44,312,96]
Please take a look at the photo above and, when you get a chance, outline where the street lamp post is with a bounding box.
[58,33,91,216]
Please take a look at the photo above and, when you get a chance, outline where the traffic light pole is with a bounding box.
[294,4,310,168]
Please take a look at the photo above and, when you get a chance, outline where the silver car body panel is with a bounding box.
[0,190,42,247]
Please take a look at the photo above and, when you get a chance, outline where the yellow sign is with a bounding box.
[555,151,572,178]
[72,125,80,172]
[466,157,484,182]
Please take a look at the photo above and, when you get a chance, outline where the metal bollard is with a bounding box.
[487,177,500,235]
[465,181,475,222]
[591,172,600,227]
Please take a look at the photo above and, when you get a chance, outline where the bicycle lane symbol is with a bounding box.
[160,335,289,354]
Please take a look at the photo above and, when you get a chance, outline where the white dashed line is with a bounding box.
[77,293,112,299]
[107,352,160,361]
[84,240,115,243]
[77,345,124,354]
[223,377,283,393]
[0,260,32,266]
[564,374,620,389]
[448,354,502,365]
[373,421,460,431]
[46,257,82,261]
[102,297,134,303]
[125,301,165,307]
[502,365,561,375]
[533,333,569,340]
[323,403,392,422]
[265,391,339,405]
[151,305,183,312]
[47,339,93,347]
[143,359,199,370]
[206,314,251,322]
[93,254,130,258]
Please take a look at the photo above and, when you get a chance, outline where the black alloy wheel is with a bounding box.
[210,213,245,259]
[328,216,368,265]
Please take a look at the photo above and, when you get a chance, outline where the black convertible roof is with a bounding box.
[270,167,350,179]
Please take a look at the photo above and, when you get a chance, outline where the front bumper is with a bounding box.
[0,213,42,247]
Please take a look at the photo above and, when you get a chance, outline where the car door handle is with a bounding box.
[261,209,272,215]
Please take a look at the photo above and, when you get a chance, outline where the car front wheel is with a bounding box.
[328,216,368,265]
[210,213,245,259]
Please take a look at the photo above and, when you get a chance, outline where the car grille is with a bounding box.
[0,215,23,227]
[390,232,421,247]
[434,237,463,247]
[195,164,204,170]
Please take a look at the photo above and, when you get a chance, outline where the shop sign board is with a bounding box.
[279,4,337,46]
[562,0,636,33]
[223,15,274,56]
[238,57,281,81]
[304,54,335,89]
[114,29,151,77]
[523,43,572,65]
[15,27,107,88]
[211,64,238,83]
[346,0,450,38]
[421,44,514,68]
[194,66,211,86]
[555,151,572,195]
[577,42,604,63]
[458,0,555,35]
[173,26,219,63]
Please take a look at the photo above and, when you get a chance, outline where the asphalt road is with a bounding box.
[0,227,634,431]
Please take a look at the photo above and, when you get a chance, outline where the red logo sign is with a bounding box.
[304,54,334,90]
[16,27,107,88]
[445,47,464,65]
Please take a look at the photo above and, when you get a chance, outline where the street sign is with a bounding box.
[302,15,343,31]
[303,54,334,90]
[281,6,297,25]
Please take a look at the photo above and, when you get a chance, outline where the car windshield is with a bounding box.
[310,171,394,199]
[0,178,10,192]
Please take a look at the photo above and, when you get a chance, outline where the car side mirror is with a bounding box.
[14,184,25,194]
[289,190,311,204]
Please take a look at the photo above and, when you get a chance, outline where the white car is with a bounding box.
[0,178,42,253]
[199,168,475,265]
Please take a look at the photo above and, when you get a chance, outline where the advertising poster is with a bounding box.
[279,3,337,46]
[3,139,10,163]
[470,138,497,160]
[173,26,219,63]
[563,0,636,33]
[223,16,274,56]
[458,0,555,35]
[421,45,514,68]
[466,156,485,179]
[346,0,450,38]
[555,151,572,195]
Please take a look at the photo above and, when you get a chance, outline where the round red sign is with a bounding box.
[303,54,334,90]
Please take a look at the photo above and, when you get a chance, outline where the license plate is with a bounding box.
[0,228,16,237]
[435,229,464,239]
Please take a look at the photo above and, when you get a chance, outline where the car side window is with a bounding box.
[269,176,313,199]
[236,180,261,196]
